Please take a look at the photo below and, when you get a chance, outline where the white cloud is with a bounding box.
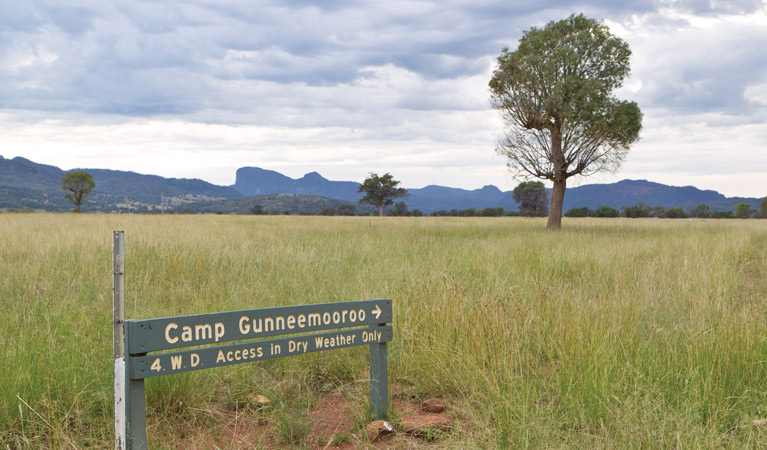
[745,82,767,106]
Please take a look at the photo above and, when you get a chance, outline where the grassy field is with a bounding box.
[1,214,767,449]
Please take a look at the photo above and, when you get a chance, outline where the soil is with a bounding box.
[154,383,452,449]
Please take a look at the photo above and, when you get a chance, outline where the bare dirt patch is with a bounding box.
[151,383,453,449]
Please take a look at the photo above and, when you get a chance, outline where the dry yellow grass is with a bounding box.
[1,214,766,448]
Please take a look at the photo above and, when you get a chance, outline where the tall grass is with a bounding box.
[1,214,766,448]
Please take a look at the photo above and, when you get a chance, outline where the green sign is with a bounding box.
[127,302,393,379]
[113,231,392,450]
[127,299,392,353]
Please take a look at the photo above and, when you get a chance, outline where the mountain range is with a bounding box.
[0,155,761,214]
[233,166,760,213]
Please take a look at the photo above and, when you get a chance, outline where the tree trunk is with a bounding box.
[547,179,566,229]
[547,126,566,230]
[379,205,383,217]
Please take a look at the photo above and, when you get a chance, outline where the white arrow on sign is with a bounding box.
[372,304,382,320]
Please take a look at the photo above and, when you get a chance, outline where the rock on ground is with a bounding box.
[400,415,451,436]
[421,398,446,413]
[366,420,394,442]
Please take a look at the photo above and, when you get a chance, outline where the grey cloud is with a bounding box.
[0,3,46,31]
[632,23,767,115]
[667,0,764,16]
[1,0,765,122]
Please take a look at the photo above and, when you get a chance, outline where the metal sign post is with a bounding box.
[113,231,147,450]
[113,231,392,449]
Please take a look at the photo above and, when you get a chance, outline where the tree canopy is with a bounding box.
[358,173,408,216]
[490,14,642,229]
[61,171,95,213]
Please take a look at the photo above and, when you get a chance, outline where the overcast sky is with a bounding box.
[1,0,765,197]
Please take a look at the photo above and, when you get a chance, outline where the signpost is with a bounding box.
[113,231,393,450]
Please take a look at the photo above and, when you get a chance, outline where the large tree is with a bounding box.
[61,171,95,213]
[513,181,548,217]
[490,14,642,229]
[358,173,408,217]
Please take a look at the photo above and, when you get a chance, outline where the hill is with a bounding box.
[0,155,241,212]
[232,166,762,213]
[235,167,361,201]
[233,166,518,212]
[406,185,514,212]
[0,156,762,214]
[563,179,725,211]
[561,179,761,212]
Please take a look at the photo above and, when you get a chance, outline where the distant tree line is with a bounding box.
[239,200,534,217]
[566,201,764,219]
[171,200,765,218]
[430,207,514,217]
[565,206,620,218]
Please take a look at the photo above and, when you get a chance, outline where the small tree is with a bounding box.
[251,204,265,215]
[759,197,767,218]
[513,181,548,217]
[61,171,95,213]
[358,173,408,217]
[735,203,751,218]
[691,203,710,218]
[391,201,409,216]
